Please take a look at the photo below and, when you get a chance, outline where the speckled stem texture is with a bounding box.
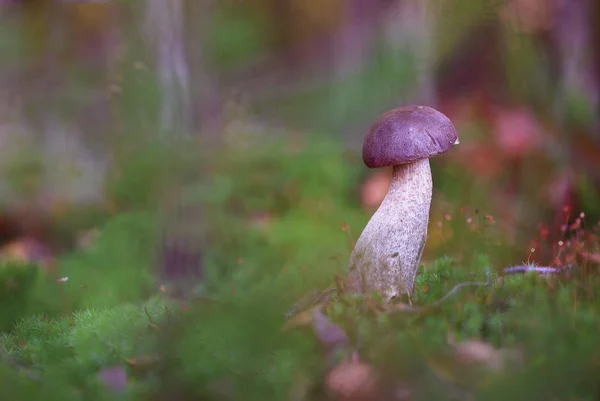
[346,158,432,299]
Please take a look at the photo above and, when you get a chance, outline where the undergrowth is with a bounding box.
[0,139,599,401]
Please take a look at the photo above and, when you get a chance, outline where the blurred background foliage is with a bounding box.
[0,0,599,399]
[0,0,597,265]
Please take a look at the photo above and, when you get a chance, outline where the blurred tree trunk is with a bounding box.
[552,0,599,131]
[12,0,118,211]
[144,0,214,297]
[436,20,503,117]
[381,0,437,105]
[0,0,126,250]
[143,0,192,138]
[328,0,379,76]
[326,0,379,134]
[183,0,223,144]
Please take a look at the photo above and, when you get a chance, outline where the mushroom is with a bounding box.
[346,105,459,300]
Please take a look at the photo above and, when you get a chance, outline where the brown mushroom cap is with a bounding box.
[362,105,459,168]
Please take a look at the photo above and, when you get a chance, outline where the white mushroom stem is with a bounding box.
[346,158,433,300]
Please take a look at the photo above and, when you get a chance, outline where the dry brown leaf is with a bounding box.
[281,309,315,332]
[325,358,380,401]
[454,340,506,371]
[124,355,161,373]
[453,339,524,372]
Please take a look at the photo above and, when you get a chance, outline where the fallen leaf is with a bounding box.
[453,339,524,372]
[282,309,315,332]
[124,355,161,374]
[454,340,505,371]
[325,358,379,401]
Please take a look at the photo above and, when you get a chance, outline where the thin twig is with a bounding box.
[503,264,576,275]
[429,281,489,308]
[285,286,337,319]
[144,306,154,325]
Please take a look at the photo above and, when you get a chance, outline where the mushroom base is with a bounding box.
[346,158,433,300]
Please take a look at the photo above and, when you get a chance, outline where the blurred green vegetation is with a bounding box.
[0,0,599,400]
[0,137,598,400]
